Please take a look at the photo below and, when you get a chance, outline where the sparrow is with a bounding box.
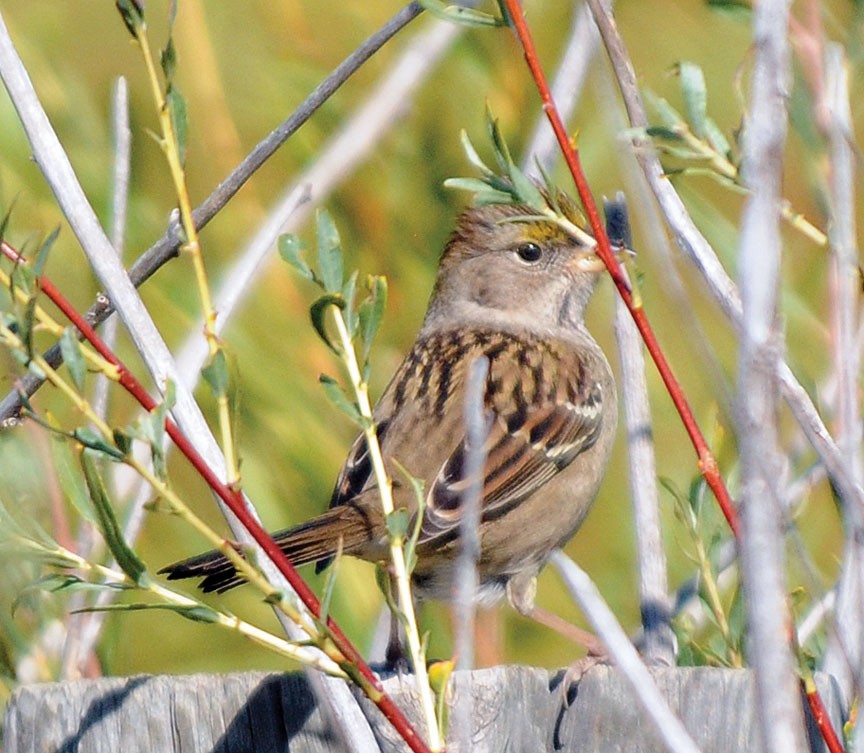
[161,198,617,638]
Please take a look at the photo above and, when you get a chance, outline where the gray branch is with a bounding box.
[735,2,807,752]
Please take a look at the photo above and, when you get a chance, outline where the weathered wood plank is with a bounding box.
[4,666,845,753]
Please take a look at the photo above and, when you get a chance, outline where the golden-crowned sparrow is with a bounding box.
[162,200,617,628]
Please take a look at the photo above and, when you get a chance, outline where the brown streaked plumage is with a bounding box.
[161,200,617,623]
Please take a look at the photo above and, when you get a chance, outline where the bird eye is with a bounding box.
[515,242,543,263]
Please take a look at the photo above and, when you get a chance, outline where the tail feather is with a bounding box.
[159,503,378,594]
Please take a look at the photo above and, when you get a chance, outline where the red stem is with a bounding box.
[503,0,740,538]
[502,5,847,753]
[1,241,431,753]
[806,684,846,753]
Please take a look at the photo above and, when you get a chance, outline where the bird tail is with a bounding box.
[159,503,377,594]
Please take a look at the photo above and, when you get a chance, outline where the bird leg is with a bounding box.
[506,573,608,678]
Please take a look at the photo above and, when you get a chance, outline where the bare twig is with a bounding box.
[0,2,426,423]
[583,0,864,524]
[821,42,864,714]
[505,0,741,537]
[551,552,702,753]
[735,2,808,751]
[607,195,674,667]
[60,75,134,681]
[0,8,432,749]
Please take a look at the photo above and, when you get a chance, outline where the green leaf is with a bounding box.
[443,177,500,195]
[50,430,95,524]
[278,234,314,281]
[417,0,506,27]
[309,293,345,353]
[643,126,685,143]
[487,106,515,175]
[508,162,546,211]
[202,349,229,399]
[72,427,125,460]
[458,130,494,177]
[160,36,177,83]
[112,429,134,457]
[59,328,86,392]
[358,275,387,363]
[315,209,344,294]
[676,61,708,139]
[318,374,361,424]
[76,602,220,623]
[644,88,685,130]
[115,0,145,38]
[33,226,59,277]
[386,508,409,542]
[703,117,732,160]
[166,87,188,166]
[81,450,147,583]
[341,270,359,338]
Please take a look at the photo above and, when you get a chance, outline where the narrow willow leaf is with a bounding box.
[677,61,708,139]
[643,125,685,143]
[201,349,229,399]
[315,209,344,294]
[442,177,499,195]
[418,0,505,27]
[33,226,59,277]
[76,602,220,623]
[0,200,16,243]
[508,162,546,211]
[309,294,345,353]
[318,374,361,424]
[50,429,96,524]
[704,118,733,161]
[429,658,455,737]
[112,429,133,457]
[644,89,685,130]
[358,275,387,363]
[160,36,177,83]
[278,233,314,280]
[72,428,125,460]
[81,450,147,583]
[458,130,494,177]
[471,187,521,206]
[487,107,514,175]
[341,270,359,338]
[115,0,145,38]
[59,328,86,392]
[166,87,188,166]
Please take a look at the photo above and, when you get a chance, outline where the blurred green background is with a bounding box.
[0,0,858,686]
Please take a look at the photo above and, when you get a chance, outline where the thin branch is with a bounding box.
[735,2,808,751]
[1,241,430,753]
[550,552,703,753]
[175,13,465,379]
[0,2,426,423]
[505,0,740,537]
[607,195,674,667]
[583,0,864,523]
[451,356,490,750]
[822,41,864,713]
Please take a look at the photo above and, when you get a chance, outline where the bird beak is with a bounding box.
[572,243,632,274]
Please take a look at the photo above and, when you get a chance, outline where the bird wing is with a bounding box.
[419,352,604,542]
[327,331,606,545]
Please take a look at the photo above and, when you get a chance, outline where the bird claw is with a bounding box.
[560,650,610,707]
